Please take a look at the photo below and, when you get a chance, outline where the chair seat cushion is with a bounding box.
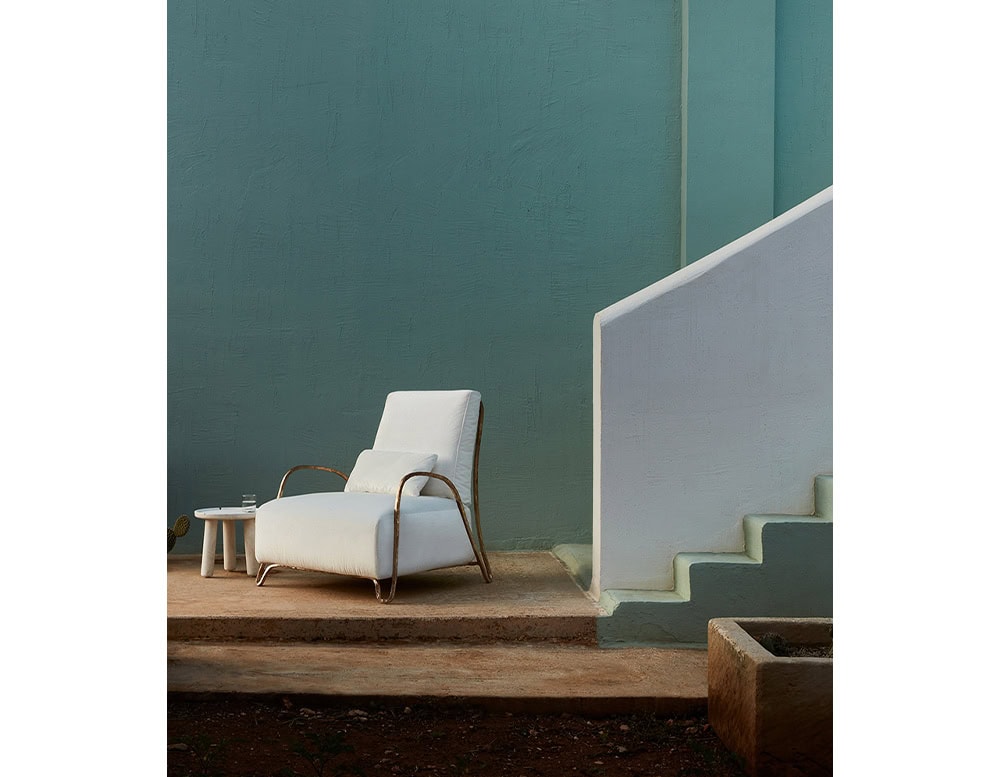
[254,492,476,580]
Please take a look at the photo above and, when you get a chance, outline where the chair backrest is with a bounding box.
[372,390,482,504]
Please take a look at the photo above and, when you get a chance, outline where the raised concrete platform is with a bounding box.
[168,551,603,643]
[167,551,709,714]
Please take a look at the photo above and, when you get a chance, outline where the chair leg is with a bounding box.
[476,552,493,583]
[256,563,279,586]
[372,577,397,604]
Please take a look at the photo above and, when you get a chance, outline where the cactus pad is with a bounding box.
[167,527,177,552]
[174,514,190,537]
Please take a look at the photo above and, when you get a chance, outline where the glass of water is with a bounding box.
[242,493,257,512]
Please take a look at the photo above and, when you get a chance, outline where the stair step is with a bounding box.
[167,640,709,715]
[601,588,688,606]
[743,513,831,561]
[552,543,593,592]
[814,474,833,518]
[673,552,757,600]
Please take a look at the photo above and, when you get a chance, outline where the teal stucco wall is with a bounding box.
[681,0,832,264]
[168,0,832,554]
[681,0,776,265]
[168,1,681,552]
[775,0,833,216]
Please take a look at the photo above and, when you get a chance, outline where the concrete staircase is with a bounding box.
[555,475,833,647]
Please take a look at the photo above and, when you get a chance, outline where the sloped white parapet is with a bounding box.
[593,188,832,593]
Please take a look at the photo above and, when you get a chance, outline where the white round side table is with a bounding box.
[193,507,257,578]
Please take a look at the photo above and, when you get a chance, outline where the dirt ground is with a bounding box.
[167,697,746,777]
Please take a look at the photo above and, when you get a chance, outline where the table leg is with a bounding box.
[201,519,218,577]
[243,519,256,576]
[222,521,237,571]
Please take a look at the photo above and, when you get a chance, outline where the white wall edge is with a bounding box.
[595,186,833,329]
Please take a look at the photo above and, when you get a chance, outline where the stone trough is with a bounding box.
[708,617,832,776]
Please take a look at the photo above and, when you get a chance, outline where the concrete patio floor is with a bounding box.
[167,551,709,714]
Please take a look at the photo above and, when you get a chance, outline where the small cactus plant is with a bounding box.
[168,514,191,552]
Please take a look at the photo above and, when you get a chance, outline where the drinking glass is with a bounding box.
[242,493,257,512]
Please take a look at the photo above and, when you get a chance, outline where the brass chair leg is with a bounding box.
[256,563,280,586]
[372,577,397,604]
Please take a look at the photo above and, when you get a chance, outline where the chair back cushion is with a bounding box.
[372,390,481,503]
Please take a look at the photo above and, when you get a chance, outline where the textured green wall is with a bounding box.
[775,0,833,215]
[681,0,832,264]
[682,0,776,265]
[168,1,681,552]
[168,0,832,554]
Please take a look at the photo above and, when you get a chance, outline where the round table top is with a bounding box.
[193,507,257,520]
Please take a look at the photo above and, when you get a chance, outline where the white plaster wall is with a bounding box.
[593,188,832,593]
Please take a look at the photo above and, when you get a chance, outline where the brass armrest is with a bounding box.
[392,471,493,585]
[393,471,457,511]
[276,464,349,499]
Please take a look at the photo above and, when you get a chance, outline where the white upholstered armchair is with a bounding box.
[254,390,493,603]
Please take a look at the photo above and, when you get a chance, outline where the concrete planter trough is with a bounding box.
[708,617,832,777]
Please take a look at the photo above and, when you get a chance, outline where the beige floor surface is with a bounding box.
[167,551,709,713]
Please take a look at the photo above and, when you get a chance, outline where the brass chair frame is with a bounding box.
[255,402,492,603]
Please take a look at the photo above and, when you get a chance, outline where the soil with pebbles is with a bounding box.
[167,697,746,777]
[755,632,833,659]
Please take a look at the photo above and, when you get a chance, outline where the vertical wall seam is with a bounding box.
[679,0,690,269]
